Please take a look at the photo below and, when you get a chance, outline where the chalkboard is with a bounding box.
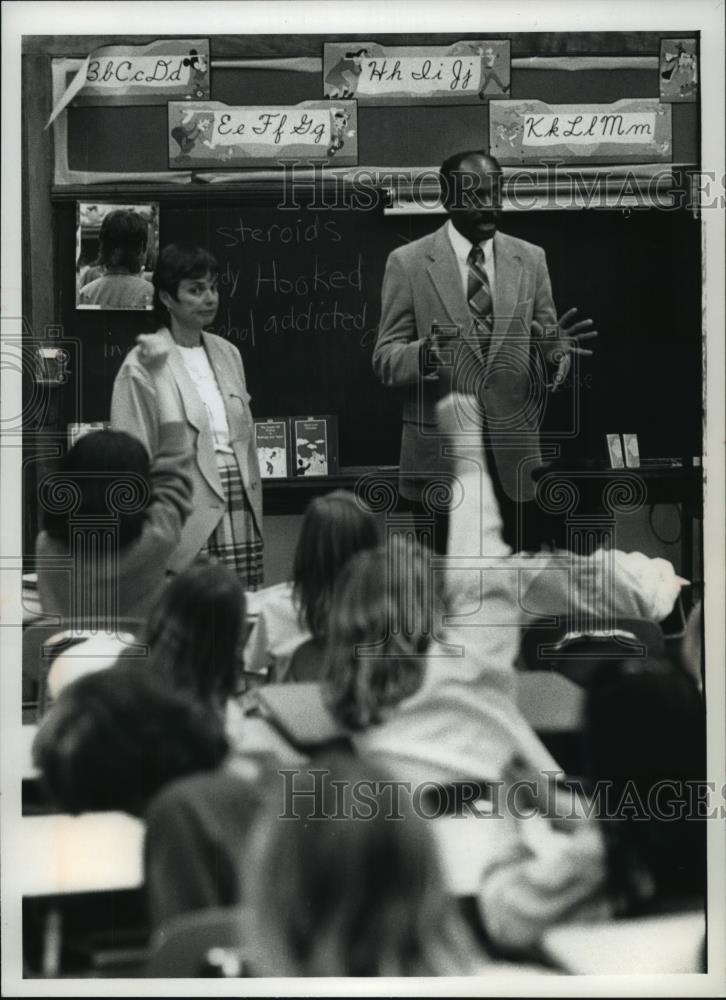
[53,197,701,468]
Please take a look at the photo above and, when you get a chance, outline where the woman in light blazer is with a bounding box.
[111,244,263,588]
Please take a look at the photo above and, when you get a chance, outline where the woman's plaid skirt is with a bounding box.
[203,451,264,590]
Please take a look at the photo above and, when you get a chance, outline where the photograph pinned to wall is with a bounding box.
[659,38,698,102]
[67,422,110,448]
[322,39,510,104]
[255,418,291,479]
[291,416,339,478]
[76,202,159,311]
[167,101,358,169]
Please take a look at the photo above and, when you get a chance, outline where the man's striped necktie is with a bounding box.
[467,244,494,333]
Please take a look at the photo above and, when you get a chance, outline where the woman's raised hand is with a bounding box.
[136,333,170,374]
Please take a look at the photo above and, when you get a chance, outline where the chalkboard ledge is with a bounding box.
[261,460,702,515]
[262,465,399,515]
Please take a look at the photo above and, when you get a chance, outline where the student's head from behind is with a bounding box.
[247,751,473,977]
[439,149,502,244]
[293,490,380,640]
[99,209,148,274]
[32,661,228,816]
[153,243,219,332]
[324,538,440,730]
[41,429,151,550]
[145,560,245,708]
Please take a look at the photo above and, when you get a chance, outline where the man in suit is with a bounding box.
[373,150,596,552]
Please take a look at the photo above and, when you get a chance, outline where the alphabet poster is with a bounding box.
[490,98,672,164]
[323,40,510,104]
[47,38,210,125]
[167,100,358,168]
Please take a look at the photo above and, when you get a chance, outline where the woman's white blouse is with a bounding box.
[177,344,233,454]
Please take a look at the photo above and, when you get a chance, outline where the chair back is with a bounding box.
[23,618,147,719]
[287,637,327,683]
[146,906,252,978]
[520,616,665,686]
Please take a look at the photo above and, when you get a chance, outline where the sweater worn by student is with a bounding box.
[351,425,681,787]
[36,422,193,625]
[243,582,311,681]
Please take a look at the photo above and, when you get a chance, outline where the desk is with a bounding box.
[20,812,144,897]
[543,910,705,974]
[19,808,493,900]
[21,675,582,791]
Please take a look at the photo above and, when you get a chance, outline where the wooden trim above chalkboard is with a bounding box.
[51,162,698,215]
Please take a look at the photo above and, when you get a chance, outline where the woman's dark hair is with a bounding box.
[585,656,706,912]
[32,661,228,816]
[145,561,246,708]
[153,243,218,326]
[41,430,151,550]
[292,490,379,640]
[99,209,148,272]
[324,539,440,730]
[248,751,475,977]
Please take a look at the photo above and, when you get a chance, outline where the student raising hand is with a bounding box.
[135,332,171,374]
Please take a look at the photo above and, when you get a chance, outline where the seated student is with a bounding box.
[78,210,153,310]
[436,399,684,631]
[32,661,227,816]
[143,560,252,751]
[323,537,559,787]
[143,756,270,930]
[476,757,612,959]
[477,655,706,956]
[244,490,379,682]
[36,334,193,627]
[246,752,480,977]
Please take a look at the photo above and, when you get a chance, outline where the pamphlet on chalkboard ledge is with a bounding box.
[255,417,292,479]
[290,416,339,478]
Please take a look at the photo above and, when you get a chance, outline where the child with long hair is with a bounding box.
[246,751,478,977]
[145,560,245,712]
[323,535,558,786]
[244,489,379,682]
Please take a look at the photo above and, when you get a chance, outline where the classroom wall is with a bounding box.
[21,30,703,576]
[264,506,685,587]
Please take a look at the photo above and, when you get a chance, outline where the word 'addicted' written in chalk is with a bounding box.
[214,301,369,343]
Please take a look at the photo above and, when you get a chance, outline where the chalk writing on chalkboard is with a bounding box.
[168,101,358,169]
[210,214,371,345]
